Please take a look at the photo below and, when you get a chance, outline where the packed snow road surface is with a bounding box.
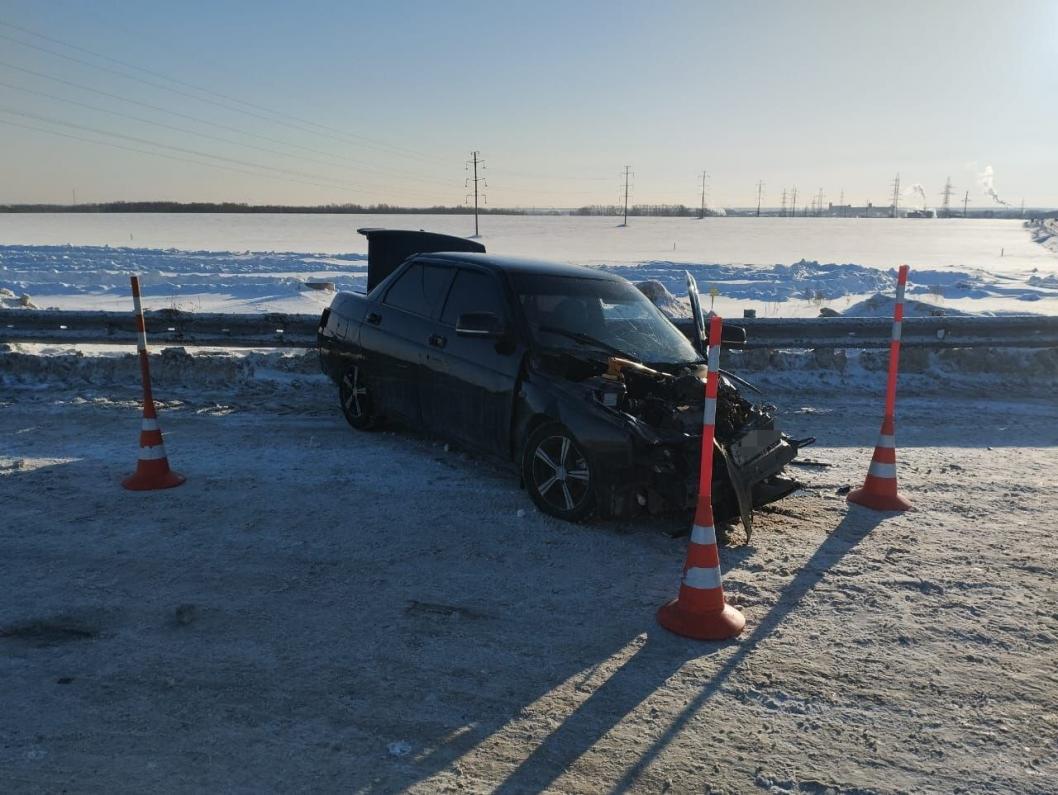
[1,381,1056,793]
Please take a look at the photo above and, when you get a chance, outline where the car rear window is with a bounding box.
[383,263,453,317]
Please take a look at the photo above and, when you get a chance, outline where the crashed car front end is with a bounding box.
[522,350,804,532]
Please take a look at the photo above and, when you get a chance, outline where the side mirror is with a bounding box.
[456,311,506,338]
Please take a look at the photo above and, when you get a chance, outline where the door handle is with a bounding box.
[429,334,447,348]
[366,312,381,325]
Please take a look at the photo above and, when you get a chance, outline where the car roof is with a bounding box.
[418,251,622,281]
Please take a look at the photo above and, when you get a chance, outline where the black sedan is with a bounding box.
[318,229,805,527]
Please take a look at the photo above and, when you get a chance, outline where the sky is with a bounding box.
[0,0,1055,209]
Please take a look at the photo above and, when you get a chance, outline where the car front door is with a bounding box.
[421,267,524,455]
[360,260,453,426]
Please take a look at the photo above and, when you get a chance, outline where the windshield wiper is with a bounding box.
[537,325,638,361]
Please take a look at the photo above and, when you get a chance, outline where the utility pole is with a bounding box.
[780,188,787,217]
[1019,198,1025,217]
[940,177,954,218]
[816,188,824,217]
[963,190,969,218]
[790,186,798,219]
[620,165,632,226]
[698,170,709,219]
[890,173,901,218]
[465,151,486,237]
[755,180,764,217]
[839,188,845,217]
[72,188,77,206]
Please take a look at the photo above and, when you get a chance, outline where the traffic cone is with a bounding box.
[657,311,744,641]
[847,415,909,511]
[848,264,911,512]
[657,502,746,640]
[122,404,185,491]
[122,274,185,491]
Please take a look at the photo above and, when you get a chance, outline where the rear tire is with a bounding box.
[339,364,377,430]
[522,422,597,522]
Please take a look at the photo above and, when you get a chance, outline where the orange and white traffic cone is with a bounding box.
[122,275,185,491]
[657,314,745,641]
[848,265,910,511]
[847,415,909,511]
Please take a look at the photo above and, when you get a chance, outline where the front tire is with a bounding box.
[522,422,597,521]
[339,364,377,430]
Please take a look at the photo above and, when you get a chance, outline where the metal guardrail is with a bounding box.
[672,316,1058,349]
[0,308,318,348]
[2,308,1058,349]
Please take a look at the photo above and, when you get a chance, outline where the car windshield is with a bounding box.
[512,273,701,365]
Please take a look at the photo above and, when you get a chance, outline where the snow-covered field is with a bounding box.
[1,357,1056,793]
[2,214,1057,317]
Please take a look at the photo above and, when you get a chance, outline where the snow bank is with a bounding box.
[614,258,1058,313]
[4,239,1058,317]
[0,286,37,309]
[841,294,969,317]
[0,245,368,312]
[1030,218,1058,254]
[0,346,329,403]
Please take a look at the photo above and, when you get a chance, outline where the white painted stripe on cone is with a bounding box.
[868,461,897,479]
[703,397,717,426]
[896,281,906,303]
[138,444,168,461]
[707,345,720,371]
[683,566,722,590]
[691,523,717,546]
[892,321,902,342]
[878,434,896,448]
[141,419,159,431]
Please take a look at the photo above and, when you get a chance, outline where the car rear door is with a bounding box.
[360,260,453,426]
[421,267,523,455]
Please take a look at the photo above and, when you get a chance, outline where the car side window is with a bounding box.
[440,269,505,326]
[383,263,453,318]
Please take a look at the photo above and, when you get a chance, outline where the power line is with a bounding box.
[485,166,609,182]
[0,60,454,186]
[0,106,444,199]
[0,28,434,162]
[0,116,378,194]
[0,61,615,202]
[940,177,954,218]
[620,166,633,226]
[465,151,486,236]
[0,78,452,192]
[0,18,430,158]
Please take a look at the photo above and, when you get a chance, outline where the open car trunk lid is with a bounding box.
[359,228,486,291]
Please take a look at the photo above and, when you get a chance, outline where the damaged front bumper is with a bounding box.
[601,417,803,534]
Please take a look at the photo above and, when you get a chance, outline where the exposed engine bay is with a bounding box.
[535,348,810,536]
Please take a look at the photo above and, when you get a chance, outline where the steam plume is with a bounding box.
[910,183,928,210]
[978,165,1009,206]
